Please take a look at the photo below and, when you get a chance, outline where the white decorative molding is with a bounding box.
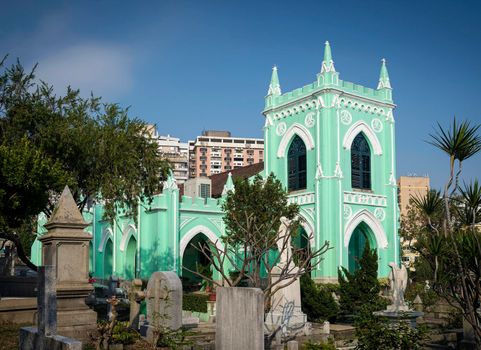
[304,112,315,128]
[339,97,389,116]
[98,228,113,253]
[287,191,315,205]
[342,120,383,155]
[180,216,196,229]
[277,123,315,158]
[386,110,395,123]
[321,60,335,73]
[298,213,316,248]
[276,122,287,136]
[180,225,224,257]
[371,118,383,133]
[344,209,388,249]
[264,115,273,128]
[340,110,352,125]
[315,163,324,180]
[388,172,397,187]
[208,218,223,233]
[344,191,387,207]
[119,224,137,252]
[334,162,343,178]
[343,205,352,220]
[374,207,386,222]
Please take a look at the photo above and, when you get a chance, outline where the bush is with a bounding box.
[354,304,427,350]
[405,282,438,309]
[111,321,140,345]
[302,338,336,349]
[300,274,338,322]
[338,241,383,316]
[183,293,209,313]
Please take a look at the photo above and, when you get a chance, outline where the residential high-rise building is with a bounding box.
[145,125,189,184]
[397,175,430,270]
[397,176,430,217]
[188,130,264,177]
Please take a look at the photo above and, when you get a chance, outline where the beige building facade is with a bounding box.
[188,130,264,177]
[398,176,430,217]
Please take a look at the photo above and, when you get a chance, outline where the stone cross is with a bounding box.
[128,279,145,330]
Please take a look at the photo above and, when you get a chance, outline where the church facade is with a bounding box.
[32,42,399,282]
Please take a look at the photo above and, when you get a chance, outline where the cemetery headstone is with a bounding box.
[38,186,97,341]
[143,271,182,342]
[19,266,82,350]
[216,287,264,350]
[128,278,145,330]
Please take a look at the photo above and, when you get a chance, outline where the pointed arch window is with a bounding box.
[351,133,371,190]
[288,135,307,191]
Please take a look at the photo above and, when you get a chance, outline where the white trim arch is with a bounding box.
[298,214,316,248]
[119,224,137,252]
[344,209,388,249]
[342,120,383,155]
[180,225,224,258]
[277,123,315,158]
[98,228,113,253]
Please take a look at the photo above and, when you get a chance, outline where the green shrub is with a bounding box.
[302,338,336,350]
[405,282,438,309]
[354,304,427,350]
[300,274,338,322]
[183,293,209,313]
[111,321,140,345]
[338,241,383,316]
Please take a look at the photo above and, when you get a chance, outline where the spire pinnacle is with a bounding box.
[222,172,235,196]
[267,65,281,96]
[321,41,336,73]
[377,58,392,89]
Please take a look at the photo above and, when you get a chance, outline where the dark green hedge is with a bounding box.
[183,293,209,313]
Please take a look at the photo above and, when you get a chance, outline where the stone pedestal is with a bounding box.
[39,186,97,341]
[265,266,307,335]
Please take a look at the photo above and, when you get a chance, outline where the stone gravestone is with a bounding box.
[216,287,264,350]
[128,279,145,330]
[38,186,97,341]
[19,266,82,350]
[143,271,182,342]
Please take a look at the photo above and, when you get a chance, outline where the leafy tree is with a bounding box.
[0,57,170,271]
[183,173,331,312]
[338,241,383,316]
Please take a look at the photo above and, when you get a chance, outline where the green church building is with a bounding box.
[32,41,400,283]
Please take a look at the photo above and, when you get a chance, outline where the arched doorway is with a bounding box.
[181,233,212,292]
[348,222,376,272]
[292,226,310,267]
[288,135,307,192]
[104,239,113,278]
[125,236,137,279]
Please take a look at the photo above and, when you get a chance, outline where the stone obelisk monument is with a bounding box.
[39,186,97,340]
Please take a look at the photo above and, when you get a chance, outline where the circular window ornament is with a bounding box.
[276,122,287,136]
[340,110,352,125]
[343,205,352,220]
[374,207,386,221]
[371,118,383,133]
[305,112,315,128]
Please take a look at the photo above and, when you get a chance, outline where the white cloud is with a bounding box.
[37,43,134,98]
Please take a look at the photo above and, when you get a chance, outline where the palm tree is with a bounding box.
[428,117,481,233]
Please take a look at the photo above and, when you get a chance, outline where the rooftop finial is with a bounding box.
[321,41,336,73]
[267,65,281,96]
[377,58,392,89]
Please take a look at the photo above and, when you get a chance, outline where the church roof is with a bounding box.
[209,162,264,198]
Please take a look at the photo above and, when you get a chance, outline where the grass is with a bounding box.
[0,322,30,350]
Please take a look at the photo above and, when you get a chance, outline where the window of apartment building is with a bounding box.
[225,166,232,170]
[200,172,207,177]
[199,183,211,198]
[200,147,207,152]
[234,157,243,162]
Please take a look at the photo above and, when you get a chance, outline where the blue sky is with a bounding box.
[1,0,480,189]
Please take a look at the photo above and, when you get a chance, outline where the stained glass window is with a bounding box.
[351,133,371,190]
[288,135,307,191]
